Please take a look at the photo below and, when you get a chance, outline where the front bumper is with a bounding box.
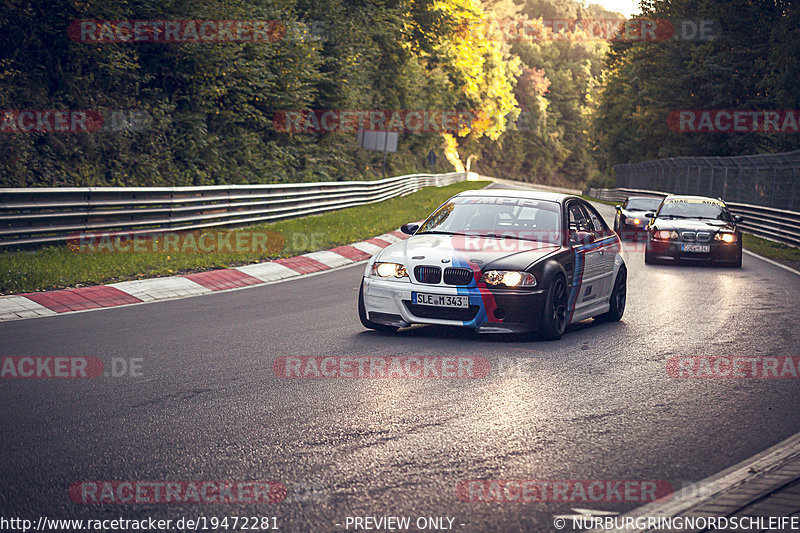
[618,222,647,239]
[646,238,741,263]
[362,277,547,333]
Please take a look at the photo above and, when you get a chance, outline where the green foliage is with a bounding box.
[585,170,615,189]
[592,0,800,170]
[0,0,519,186]
[4,0,792,190]
[470,0,613,187]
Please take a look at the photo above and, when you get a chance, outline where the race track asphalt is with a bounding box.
[1,187,799,532]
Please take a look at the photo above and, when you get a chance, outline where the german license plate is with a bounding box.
[412,292,468,308]
[681,244,710,253]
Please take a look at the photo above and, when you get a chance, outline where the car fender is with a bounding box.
[540,259,567,288]
[363,246,392,277]
[612,250,626,279]
[363,256,376,278]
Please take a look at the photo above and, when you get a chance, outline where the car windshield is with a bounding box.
[657,199,729,220]
[626,198,662,211]
[417,197,562,243]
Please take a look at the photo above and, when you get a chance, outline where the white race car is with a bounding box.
[358,189,626,339]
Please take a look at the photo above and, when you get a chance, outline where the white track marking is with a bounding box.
[303,250,354,268]
[0,295,57,320]
[743,249,800,276]
[235,261,298,282]
[109,277,212,302]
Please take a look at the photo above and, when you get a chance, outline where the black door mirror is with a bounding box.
[400,223,419,235]
[733,215,743,223]
[571,231,595,245]
[644,212,655,219]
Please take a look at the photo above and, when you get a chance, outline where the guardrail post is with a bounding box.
[770,166,776,208]
[708,166,714,197]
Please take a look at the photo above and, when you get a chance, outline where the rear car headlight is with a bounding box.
[653,230,678,240]
[714,232,736,243]
[480,270,537,287]
[371,262,408,278]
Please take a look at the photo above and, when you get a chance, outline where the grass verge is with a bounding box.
[580,194,619,207]
[0,180,491,294]
[741,234,800,271]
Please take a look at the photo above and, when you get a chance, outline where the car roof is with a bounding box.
[626,196,662,201]
[453,188,574,203]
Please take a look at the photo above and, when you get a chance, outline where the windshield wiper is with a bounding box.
[415,230,467,236]
[483,232,538,242]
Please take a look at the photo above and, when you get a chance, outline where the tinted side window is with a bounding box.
[583,203,609,235]
[568,203,592,232]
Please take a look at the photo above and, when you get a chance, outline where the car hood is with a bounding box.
[377,234,561,271]
[652,218,736,232]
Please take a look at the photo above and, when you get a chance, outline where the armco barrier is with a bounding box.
[614,150,800,211]
[589,187,800,247]
[0,172,467,247]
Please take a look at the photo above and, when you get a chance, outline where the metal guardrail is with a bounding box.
[589,187,800,248]
[0,172,468,247]
[614,150,800,212]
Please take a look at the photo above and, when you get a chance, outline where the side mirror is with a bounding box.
[571,231,595,245]
[644,212,655,219]
[615,205,622,211]
[733,215,743,223]
[400,223,419,235]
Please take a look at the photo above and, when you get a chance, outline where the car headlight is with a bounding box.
[371,262,408,278]
[632,218,641,225]
[653,230,678,240]
[714,232,736,243]
[480,270,537,287]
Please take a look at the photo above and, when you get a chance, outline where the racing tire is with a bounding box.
[644,251,656,264]
[358,282,399,333]
[595,266,626,323]
[730,253,742,269]
[539,274,568,340]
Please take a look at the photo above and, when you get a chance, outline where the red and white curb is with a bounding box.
[0,231,408,322]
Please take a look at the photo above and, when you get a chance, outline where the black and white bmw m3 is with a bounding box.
[358,190,627,339]
[644,195,743,267]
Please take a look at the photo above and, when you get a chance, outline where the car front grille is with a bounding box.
[414,265,442,284]
[680,231,713,242]
[403,302,480,321]
[443,267,474,286]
